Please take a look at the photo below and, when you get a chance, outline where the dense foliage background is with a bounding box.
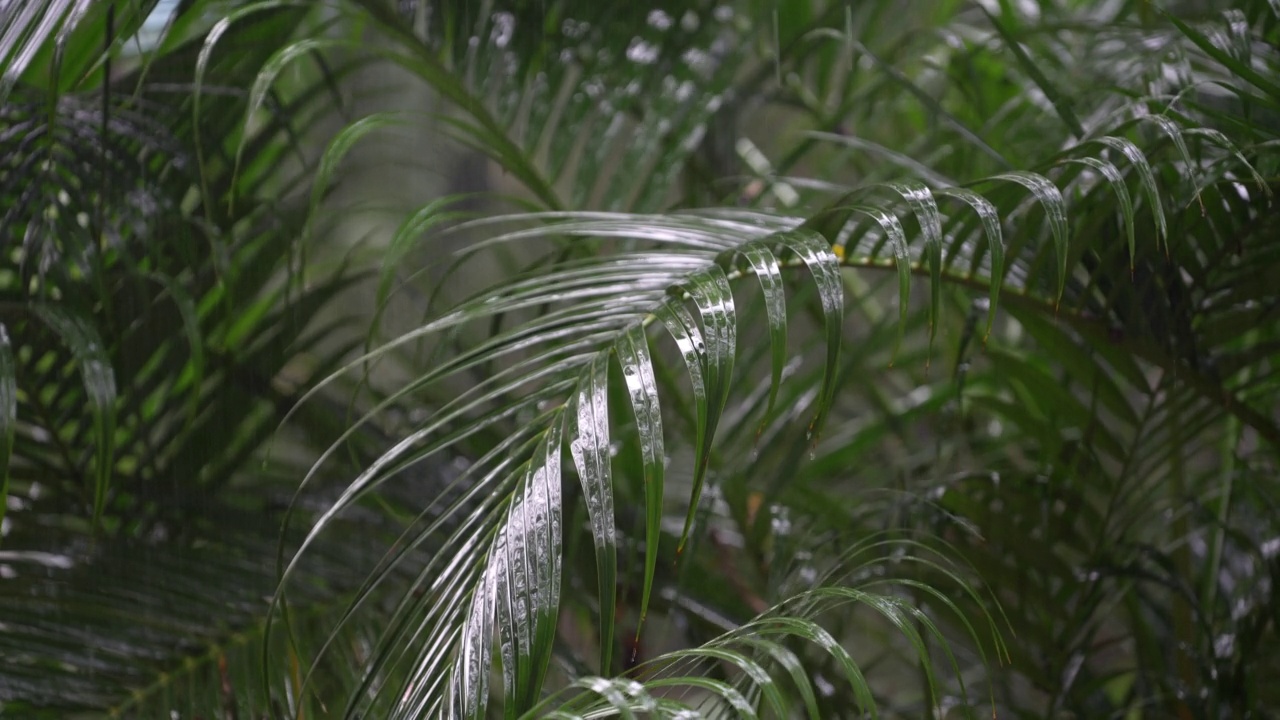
[1,0,1278,717]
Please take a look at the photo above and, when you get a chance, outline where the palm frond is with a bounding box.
[0,496,408,718]
[274,3,1280,715]
[4,0,1280,717]
[2,2,378,714]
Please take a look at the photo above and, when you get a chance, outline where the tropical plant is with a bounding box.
[1,0,1278,718]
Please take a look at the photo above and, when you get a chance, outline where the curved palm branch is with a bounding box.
[1,0,382,715]
[2,0,1278,717]
[271,2,1280,717]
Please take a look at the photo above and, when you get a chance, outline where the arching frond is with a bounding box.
[3,0,1279,718]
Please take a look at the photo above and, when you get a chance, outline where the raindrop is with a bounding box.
[1233,598,1249,620]
[814,674,836,697]
[681,47,712,78]
[646,9,672,30]
[626,38,659,65]
[674,79,695,102]
[490,11,513,48]
[1214,633,1235,658]
[1261,537,1280,559]
[770,505,791,536]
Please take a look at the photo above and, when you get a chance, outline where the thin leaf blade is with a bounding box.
[989,171,1069,307]
[30,305,116,526]
[567,354,617,675]
[937,187,1004,340]
[775,228,843,439]
[614,325,664,646]
[736,240,787,429]
[0,323,13,540]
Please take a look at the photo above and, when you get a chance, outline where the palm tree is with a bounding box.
[2,0,1277,717]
